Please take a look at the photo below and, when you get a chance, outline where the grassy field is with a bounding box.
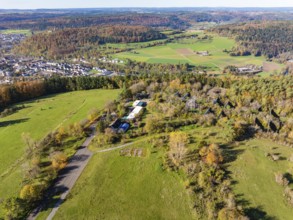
[0,29,32,36]
[35,122,293,220]
[0,89,120,202]
[114,33,282,73]
[227,139,293,219]
[42,141,194,220]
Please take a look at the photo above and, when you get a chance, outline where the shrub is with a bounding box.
[274,172,289,186]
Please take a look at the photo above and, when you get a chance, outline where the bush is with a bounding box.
[274,172,289,186]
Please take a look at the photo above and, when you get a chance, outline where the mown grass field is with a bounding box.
[227,139,293,219]
[114,33,282,73]
[0,89,120,202]
[45,141,194,220]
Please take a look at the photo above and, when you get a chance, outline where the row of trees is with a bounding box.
[0,108,96,219]
[0,76,120,109]
[0,72,228,110]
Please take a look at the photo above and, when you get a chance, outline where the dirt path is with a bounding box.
[96,142,134,153]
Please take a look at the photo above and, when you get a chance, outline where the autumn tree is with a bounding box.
[19,184,43,202]
[200,144,223,166]
[168,132,189,166]
[50,151,67,170]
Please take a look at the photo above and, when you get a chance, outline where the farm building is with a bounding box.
[110,119,122,130]
[237,65,263,75]
[126,106,144,120]
[118,123,130,133]
[133,100,147,107]
[196,51,209,56]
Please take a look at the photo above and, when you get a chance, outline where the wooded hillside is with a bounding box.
[14,26,166,58]
[211,22,293,58]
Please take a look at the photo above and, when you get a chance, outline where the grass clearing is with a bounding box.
[0,89,120,202]
[227,139,293,219]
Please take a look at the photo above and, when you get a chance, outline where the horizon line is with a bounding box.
[1,6,293,10]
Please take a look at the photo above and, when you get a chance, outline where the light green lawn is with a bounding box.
[49,142,195,220]
[0,89,120,201]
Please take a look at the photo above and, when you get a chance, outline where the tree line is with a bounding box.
[0,73,227,111]
[0,13,189,31]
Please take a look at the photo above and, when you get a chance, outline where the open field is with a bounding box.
[114,33,283,73]
[35,121,293,220]
[42,141,194,219]
[0,29,32,36]
[0,89,120,202]
[227,139,293,219]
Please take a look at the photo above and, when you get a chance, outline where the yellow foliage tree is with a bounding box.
[200,143,223,165]
[50,151,67,170]
[20,184,42,201]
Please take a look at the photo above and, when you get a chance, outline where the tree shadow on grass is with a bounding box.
[236,194,277,220]
[221,143,245,163]
[0,118,29,127]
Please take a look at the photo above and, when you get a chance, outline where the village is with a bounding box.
[0,33,26,53]
[0,55,126,84]
[0,32,126,84]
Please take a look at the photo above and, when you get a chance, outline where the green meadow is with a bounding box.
[35,122,293,220]
[228,139,293,219]
[46,141,195,220]
[114,33,282,73]
[0,89,120,201]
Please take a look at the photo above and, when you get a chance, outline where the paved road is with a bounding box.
[28,123,96,220]
[27,123,133,220]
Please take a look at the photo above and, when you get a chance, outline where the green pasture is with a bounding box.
[114,34,281,72]
[0,89,120,202]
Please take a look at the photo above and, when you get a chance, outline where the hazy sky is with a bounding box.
[1,0,293,9]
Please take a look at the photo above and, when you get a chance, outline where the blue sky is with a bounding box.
[1,0,293,9]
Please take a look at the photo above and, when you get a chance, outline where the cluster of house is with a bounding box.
[98,57,124,64]
[110,99,148,133]
[237,65,263,75]
[92,67,125,77]
[0,34,26,53]
[0,55,126,84]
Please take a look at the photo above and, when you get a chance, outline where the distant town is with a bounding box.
[0,33,125,84]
